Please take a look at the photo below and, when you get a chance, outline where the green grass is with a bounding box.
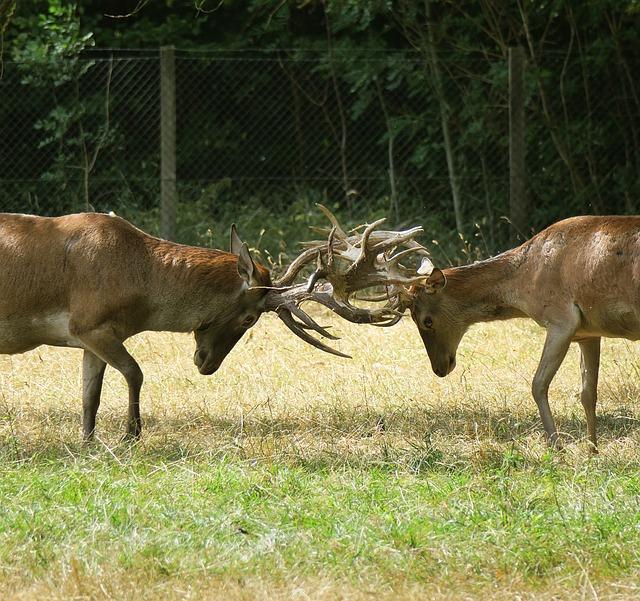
[2,316,640,599]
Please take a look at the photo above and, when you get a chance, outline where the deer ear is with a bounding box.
[236,242,256,285]
[417,257,434,276]
[425,268,446,294]
[231,225,260,287]
[230,224,244,255]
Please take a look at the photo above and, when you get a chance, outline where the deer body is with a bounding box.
[0,212,272,439]
[0,208,429,441]
[411,216,640,449]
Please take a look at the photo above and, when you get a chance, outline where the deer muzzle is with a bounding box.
[194,349,220,375]
[433,354,456,377]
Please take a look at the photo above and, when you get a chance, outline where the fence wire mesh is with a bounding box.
[0,48,638,251]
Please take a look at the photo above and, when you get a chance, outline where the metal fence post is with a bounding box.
[509,46,526,243]
[160,45,176,240]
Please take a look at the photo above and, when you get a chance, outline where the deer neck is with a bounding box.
[144,240,244,332]
[442,248,527,325]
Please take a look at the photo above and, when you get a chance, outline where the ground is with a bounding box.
[1,312,640,600]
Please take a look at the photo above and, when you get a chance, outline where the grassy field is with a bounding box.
[2,312,640,600]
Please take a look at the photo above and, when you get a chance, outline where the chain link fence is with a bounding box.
[1,48,637,254]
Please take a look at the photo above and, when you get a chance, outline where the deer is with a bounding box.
[383,215,640,452]
[0,209,425,441]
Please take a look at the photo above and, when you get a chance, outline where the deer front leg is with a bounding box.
[578,337,601,453]
[78,328,144,440]
[531,326,574,447]
[82,350,107,441]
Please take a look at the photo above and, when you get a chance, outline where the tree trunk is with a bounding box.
[509,46,527,242]
[160,45,177,241]
[424,0,464,236]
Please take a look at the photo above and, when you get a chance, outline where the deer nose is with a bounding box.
[434,356,456,377]
[194,349,206,368]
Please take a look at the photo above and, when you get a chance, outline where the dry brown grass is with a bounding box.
[6,571,640,601]
[3,311,640,600]
[3,311,640,461]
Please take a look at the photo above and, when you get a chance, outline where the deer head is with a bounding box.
[406,268,467,378]
[192,225,274,374]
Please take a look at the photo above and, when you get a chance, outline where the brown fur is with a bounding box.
[0,212,271,439]
[410,215,640,450]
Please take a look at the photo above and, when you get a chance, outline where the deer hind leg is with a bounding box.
[82,350,107,441]
[532,326,575,447]
[77,328,144,440]
[578,338,601,453]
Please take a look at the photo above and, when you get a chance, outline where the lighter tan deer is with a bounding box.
[400,215,640,451]
[0,210,424,441]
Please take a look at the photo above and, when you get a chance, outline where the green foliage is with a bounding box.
[12,1,94,84]
[120,188,394,268]
[8,2,118,212]
[1,0,638,256]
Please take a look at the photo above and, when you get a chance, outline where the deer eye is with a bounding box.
[195,322,211,332]
[242,315,257,329]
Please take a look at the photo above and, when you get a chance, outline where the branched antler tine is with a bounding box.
[371,226,425,252]
[305,251,328,293]
[380,274,429,287]
[287,303,339,340]
[348,222,368,234]
[386,294,405,311]
[327,226,336,268]
[403,238,429,253]
[331,242,360,264]
[308,225,332,236]
[371,313,405,327]
[309,290,404,324]
[276,308,351,358]
[387,247,422,266]
[270,203,427,343]
[360,218,386,250]
[348,217,386,274]
[356,231,427,252]
[275,246,324,287]
[316,203,349,240]
[370,227,424,250]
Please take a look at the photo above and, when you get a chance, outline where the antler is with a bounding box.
[264,204,429,356]
[276,205,429,291]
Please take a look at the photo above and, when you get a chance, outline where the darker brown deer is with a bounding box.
[399,216,640,451]
[0,210,425,440]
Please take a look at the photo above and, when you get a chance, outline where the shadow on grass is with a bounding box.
[144,400,640,444]
[3,397,640,474]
